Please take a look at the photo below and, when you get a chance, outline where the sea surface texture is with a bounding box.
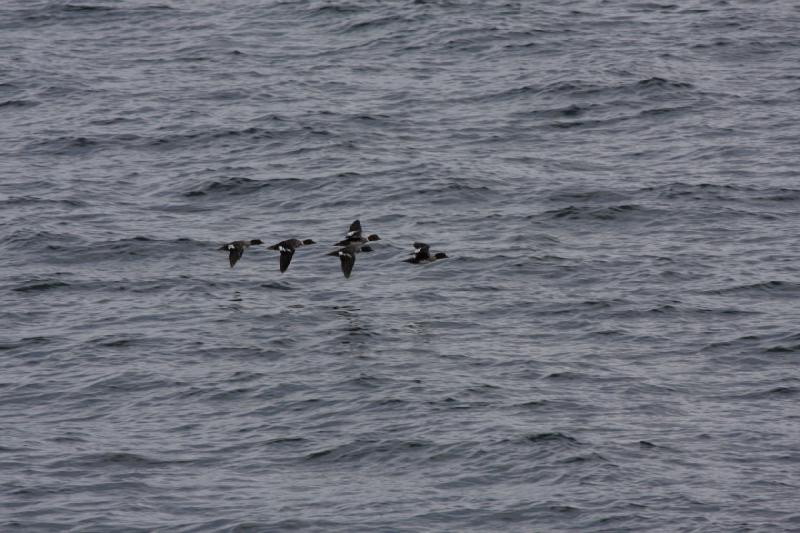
[2,0,800,531]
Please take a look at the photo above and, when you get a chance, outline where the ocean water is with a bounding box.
[2,0,800,531]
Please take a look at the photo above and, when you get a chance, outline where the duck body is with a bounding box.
[327,242,362,278]
[335,219,380,247]
[219,239,263,268]
[327,220,381,278]
[267,238,315,273]
[403,242,448,264]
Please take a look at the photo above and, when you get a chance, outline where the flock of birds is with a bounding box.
[219,219,448,278]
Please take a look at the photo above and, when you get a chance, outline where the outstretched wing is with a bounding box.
[279,248,295,273]
[229,245,243,268]
[339,250,356,278]
[412,242,430,259]
[346,219,362,238]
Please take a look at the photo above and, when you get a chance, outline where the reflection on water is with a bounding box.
[332,305,377,355]
[333,304,364,336]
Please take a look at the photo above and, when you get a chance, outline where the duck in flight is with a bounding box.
[403,242,448,264]
[267,238,315,273]
[327,242,361,279]
[328,219,380,278]
[219,239,264,268]
[335,219,380,246]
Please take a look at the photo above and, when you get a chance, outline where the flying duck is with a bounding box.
[403,242,448,264]
[327,220,381,278]
[327,241,365,279]
[267,238,316,273]
[219,239,264,268]
[335,219,380,246]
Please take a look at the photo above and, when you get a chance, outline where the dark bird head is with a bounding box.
[303,239,316,245]
[367,234,381,241]
[250,239,264,245]
[434,252,448,259]
[327,249,342,257]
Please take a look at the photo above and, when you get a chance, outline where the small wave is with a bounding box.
[512,399,549,409]
[305,438,432,463]
[502,40,538,51]
[509,76,694,102]
[734,386,799,400]
[12,280,70,293]
[559,452,611,464]
[534,79,605,97]
[644,182,755,200]
[754,189,800,202]
[79,371,176,394]
[338,15,401,34]
[705,281,800,296]
[88,334,144,348]
[42,236,205,266]
[339,374,389,389]
[61,4,116,12]
[87,116,143,126]
[700,333,775,355]
[418,183,493,195]
[26,135,100,155]
[61,3,172,13]
[765,336,800,353]
[545,371,585,380]
[521,432,581,445]
[184,176,300,197]
[258,281,297,291]
[49,451,187,469]
[20,3,171,26]
[184,177,265,197]
[542,204,644,221]
[265,436,307,445]
[150,126,277,150]
[636,76,693,90]
[638,105,693,117]
[381,181,497,205]
[0,195,86,208]
[306,4,365,17]
[0,99,37,109]
[547,188,630,203]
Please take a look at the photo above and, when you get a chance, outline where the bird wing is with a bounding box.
[279,248,295,273]
[346,219,362,238]
[229,245,244,268]
[413,243,430,259]
[339,250,356,278]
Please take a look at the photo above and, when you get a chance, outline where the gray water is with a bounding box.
[2,1,800,531]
